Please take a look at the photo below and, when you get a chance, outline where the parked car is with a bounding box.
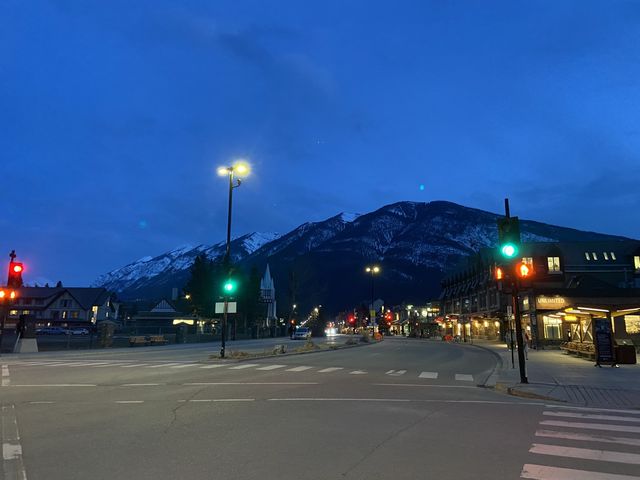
[70,328,89,335]
[36,327,66,335]
[293,327,311,340]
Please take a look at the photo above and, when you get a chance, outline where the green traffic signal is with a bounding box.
[223,279,237,294]
[500,243,518,258]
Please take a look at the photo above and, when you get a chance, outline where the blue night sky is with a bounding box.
[2,0,640,285]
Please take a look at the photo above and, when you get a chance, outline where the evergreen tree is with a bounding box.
[184,254,226,318]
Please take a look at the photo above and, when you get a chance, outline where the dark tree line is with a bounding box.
[182,254,264,330]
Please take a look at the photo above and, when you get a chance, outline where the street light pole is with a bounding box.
[217,161,250,358]
[365,265,380,336]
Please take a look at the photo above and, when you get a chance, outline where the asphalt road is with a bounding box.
[2,337,640,480]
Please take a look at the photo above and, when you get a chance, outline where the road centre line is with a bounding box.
[186,399,255,403]
[541,420,640,434]
[529,443,640,465]
[183,382,318,386]
[535,429,640,447]
[373,383,477,389]
[544,411,640,423]
[121,383,164,387]
[10,384,97,387]
[268,398,412,402]
[28,401,55,404]
[115,401,144,404]
[521,464,640,480]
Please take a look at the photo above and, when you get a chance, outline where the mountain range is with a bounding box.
[93,201,631,314]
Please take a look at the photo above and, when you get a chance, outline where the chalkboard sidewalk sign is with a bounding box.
[592,317,617,367]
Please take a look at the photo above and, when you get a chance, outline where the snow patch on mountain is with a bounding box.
[340,212,360,223]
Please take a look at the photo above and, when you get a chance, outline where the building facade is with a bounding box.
[440,241,640,347]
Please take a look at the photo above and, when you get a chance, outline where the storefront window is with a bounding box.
[543,316,562,339]
[547,256,561,273]
[625,315,640,334]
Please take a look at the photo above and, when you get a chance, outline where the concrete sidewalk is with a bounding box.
[472,339,640,409]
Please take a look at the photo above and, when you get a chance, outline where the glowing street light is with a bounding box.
[365,265,381,334]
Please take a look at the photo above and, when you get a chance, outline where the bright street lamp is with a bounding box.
[217,159,251,358]
[365,265,381,334]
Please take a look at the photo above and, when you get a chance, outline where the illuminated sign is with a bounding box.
[536,296,567,310]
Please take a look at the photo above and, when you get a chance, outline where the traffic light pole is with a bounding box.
[512,282,528,383]
[221,298,227,359]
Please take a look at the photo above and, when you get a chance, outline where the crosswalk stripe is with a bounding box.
[120,364,149,368]
[199,365,225,369]
[529,443,640,465]
[521,463,640,480]
[419,372,438,379]
[147,363,182,368]
[386,370,407,376]
[540,420,640,434]
[317,367,343,373]
[535,429,640,447]
[546,405,640,416]
[92,364,119,368]
[229,364,260,370]
[170,364,199,369]
[286,366,313,372]
[256,365,286,371]
[543,411,640,424]
[350,370,367,375]
[455,374,474,382]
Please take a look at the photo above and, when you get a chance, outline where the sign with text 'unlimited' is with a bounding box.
[536,296,567,310]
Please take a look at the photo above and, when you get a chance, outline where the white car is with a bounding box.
[293,327,311,340]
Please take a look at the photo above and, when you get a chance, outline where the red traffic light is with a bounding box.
[12,264,23,273]
[347,314,356,324]
[516,262,533,278]
[0,289,17,300]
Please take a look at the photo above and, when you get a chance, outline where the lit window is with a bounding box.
[592,252,598,260]
[522,257,533,265]
[611,252,617,261]
[585,252,591,261]
[626,315,640,334]
[547,256,561,273]
[603,252,609,260]
[635,256,640,270]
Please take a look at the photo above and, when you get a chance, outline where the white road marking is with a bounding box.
[10,384,97,387]
[189,399,255,403]
[120,364,150,368]
[318,367,344,373]
[199,365,226,369]
[535,429,640,447]
[256,365,286,371]
[121,383,163,387]
[1,404,28,479]
[530,443,640,465]
[28,401,55,405]
[229,364,260,370]
[543,411,640,424]
[374,383,476,389]
[268,398,411,402]
[419,371,438,379]
[349,370,367,375]
[147,363,182,368]
[386,370,407,376]
[170,364,199,369]
[521,463,640,480]
[541,420,640,434]
[115,401,144,404]
[455,374,474,382]
[1,365,9,387]
[545,405,640,416]
[184,382,318,386]
[286,366,313,372]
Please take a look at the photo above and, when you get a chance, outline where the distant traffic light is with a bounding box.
[7,261,24,288]
[495,266,504,281]
[222,279,237,295]
[0,289,17,301]
[347,314,356,324]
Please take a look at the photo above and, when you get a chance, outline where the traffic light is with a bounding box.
[494,266,504,281]
[222,279,237,295]
[0,289,17,301]
[516,262,533,278]
[497,217,521,260]
[7,261,24,288]
[347,314,356,325]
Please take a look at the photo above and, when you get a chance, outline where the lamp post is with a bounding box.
[365,265,380,335]
[217,160,250,358]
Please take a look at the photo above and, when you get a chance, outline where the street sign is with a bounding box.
[215,302,237,314]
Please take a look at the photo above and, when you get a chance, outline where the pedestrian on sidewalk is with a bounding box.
[522,331,529,359]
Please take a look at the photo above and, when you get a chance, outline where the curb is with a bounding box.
[494,382,566,403]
